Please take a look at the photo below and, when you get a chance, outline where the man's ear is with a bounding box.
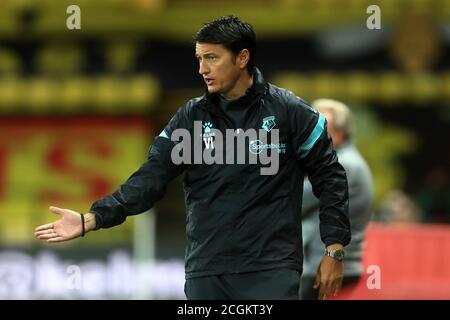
[238,49,250,70]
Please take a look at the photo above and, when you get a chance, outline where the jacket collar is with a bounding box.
[199,67,267,115]
[250,67,267,96]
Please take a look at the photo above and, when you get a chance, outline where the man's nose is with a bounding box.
[199,61,209,75]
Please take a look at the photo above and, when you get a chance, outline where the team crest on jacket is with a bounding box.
[202,121,215,149]
[262,116,276,132]
[203,121,213,134]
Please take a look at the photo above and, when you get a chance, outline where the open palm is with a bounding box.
[35,206,83,243]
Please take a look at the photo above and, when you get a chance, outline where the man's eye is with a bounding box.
[208,56,216,61]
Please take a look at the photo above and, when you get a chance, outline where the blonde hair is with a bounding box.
[311,98,352,139]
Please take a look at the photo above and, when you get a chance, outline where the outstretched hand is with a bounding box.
[35,206,92,243]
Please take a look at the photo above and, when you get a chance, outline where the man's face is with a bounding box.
[195,42,243,98]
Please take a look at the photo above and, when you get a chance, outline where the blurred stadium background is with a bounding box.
[0,0,449,299]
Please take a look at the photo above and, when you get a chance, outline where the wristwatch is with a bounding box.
[324,248,345,261]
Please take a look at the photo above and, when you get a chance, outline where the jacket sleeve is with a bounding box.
[90,106,189,229]
[289,95,351,246]
[301,177,321,218]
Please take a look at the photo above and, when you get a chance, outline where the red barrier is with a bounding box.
[336,222,450,299]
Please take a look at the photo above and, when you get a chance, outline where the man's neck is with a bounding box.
[222,72,254,100]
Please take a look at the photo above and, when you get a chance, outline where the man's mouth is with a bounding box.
[205,78,214,86]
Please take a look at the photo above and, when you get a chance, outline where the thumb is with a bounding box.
[49,206,65,216]
[314,270,321,289]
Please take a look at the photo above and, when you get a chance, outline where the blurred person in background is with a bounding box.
[300,99,373,300]
[35,16,350,300]
[378,189,423,223]
[414,166,450,223]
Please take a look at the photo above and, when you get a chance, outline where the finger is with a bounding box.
[48,236,65,243]
[317,280,329,300]
[329,283,337,297]
[333,287,339,297]
[35,229,55,236]
[313,272,321,289]
[35,223,54,232]
[317,287,326,300]
[321,281,333,298]
[333,280,343,296]
[49,206,65,216]
[37,233,57,240]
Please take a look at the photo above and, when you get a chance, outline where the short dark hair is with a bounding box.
[195,15,256,74]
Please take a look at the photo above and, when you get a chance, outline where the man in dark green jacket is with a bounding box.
[35,16,350,300]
